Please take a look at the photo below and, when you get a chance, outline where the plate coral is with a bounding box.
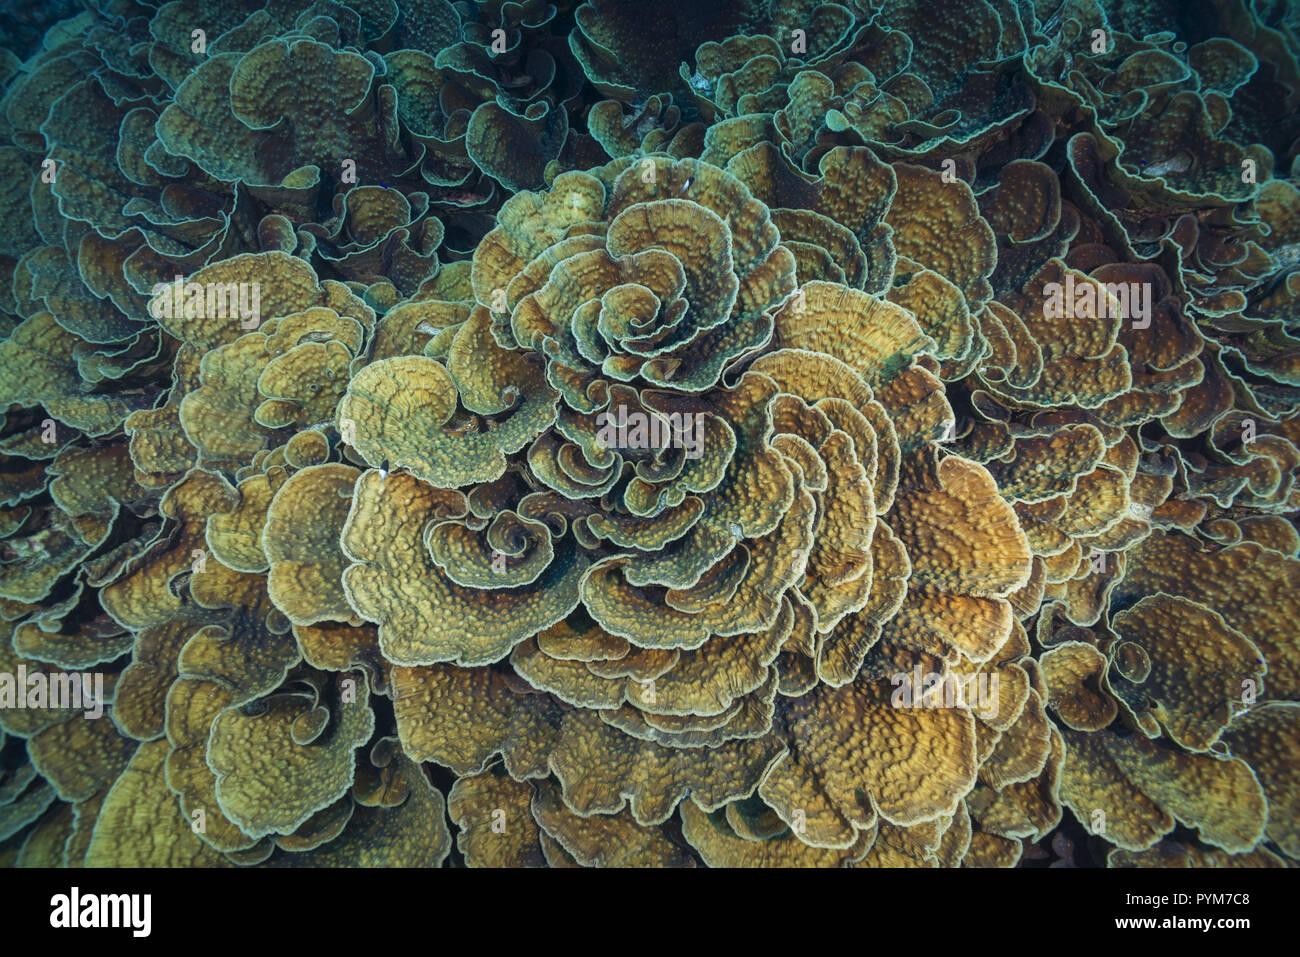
[1,0,1298,869]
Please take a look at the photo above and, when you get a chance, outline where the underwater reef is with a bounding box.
[0,0,1298,869]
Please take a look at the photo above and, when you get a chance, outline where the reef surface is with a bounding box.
[0,0,1298,868]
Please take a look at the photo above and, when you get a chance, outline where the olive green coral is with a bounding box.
[0,0,1298,871]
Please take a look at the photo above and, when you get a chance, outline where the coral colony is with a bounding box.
[0,0,1297,870]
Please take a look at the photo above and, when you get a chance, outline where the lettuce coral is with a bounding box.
[0,0,1298,870]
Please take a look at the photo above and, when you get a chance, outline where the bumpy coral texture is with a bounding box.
[0,0,1297,868]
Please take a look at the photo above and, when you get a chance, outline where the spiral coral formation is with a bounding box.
[1,0,1298,868]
